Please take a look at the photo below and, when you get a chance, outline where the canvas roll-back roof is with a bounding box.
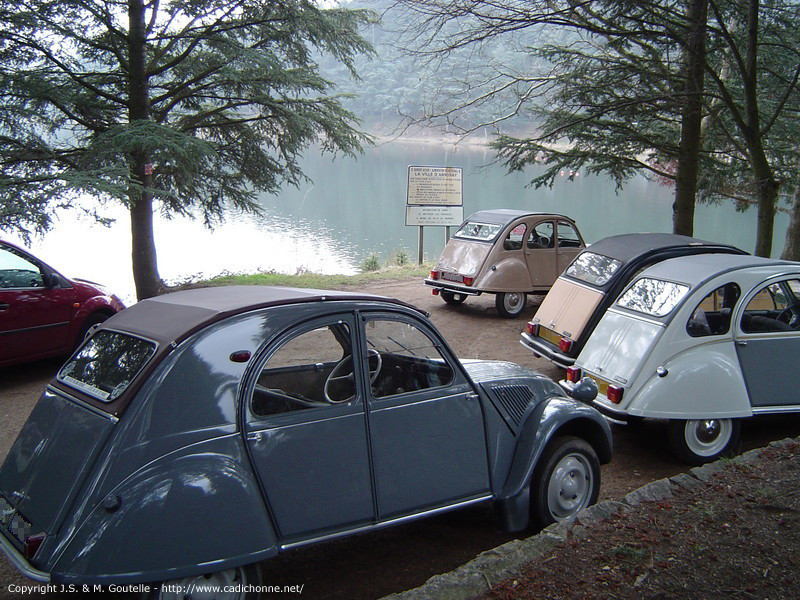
[624,254,795,289]
[105,286,417,346]
[581,233,744,264]
[463,209,573,227]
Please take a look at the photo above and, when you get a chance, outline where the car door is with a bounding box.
[735,277,800,408]
[360,313,491,520]
[0,244,73,363]
[555,220,584,275]
[524,219,558,287]
[245,314,374,542]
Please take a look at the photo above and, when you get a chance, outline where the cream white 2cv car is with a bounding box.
[560,253,800,465]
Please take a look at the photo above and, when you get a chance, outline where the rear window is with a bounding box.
[58,330,157,402]
[454,221,503,241]
[616,278,690,317]
[566,252,623,286]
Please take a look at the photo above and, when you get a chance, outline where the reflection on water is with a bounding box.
[4,141,785,304]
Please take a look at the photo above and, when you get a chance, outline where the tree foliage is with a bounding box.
[0,0,375,298]
[387,0,800,257]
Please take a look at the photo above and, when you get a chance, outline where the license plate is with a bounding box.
[585,374,610,397]
[0,496,31,544]
[441,272,464,284]
[536,326,562,346]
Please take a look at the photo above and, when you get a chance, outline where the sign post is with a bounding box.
[405,166,464,264]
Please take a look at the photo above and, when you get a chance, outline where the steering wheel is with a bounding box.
[777,303,800,328]
[323,349,382,403]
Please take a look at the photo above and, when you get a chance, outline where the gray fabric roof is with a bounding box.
[582,233,743,263]
[632,253,793,287]
[103,286,406,346]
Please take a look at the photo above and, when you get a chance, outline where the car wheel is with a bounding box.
[667,418,741,465]
[495,292,527,318]
[529,436,600,529]
[148,564,262,600]
[441,290,467,306]
[75,312,111,347]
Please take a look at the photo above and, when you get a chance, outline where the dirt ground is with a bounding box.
[1,277,799,599]
[477,440,800,600]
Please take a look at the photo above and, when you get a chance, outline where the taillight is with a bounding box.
[24,533,45,559]
[607,384,624,404]
[431,288,440,296]
[429,270,440,280]
[525,321,539,336]
[463,276,475,286]
[565,366,582,383]
[558,337,574,353]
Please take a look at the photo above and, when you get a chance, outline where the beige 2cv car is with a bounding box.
[425,210,585,317]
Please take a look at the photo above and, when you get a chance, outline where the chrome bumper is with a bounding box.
[423,279,481,296]
[0,531,50,582]
[519,334,575,369]
[558,379,629,425]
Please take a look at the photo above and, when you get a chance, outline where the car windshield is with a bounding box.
[616,277,690,317]
[58,330,157,402]
[454,221,503,241]
[566,252,623,286]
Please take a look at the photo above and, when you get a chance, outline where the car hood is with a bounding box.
[460,359,542,383]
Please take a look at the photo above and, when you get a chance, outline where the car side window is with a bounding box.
[741,280,800,333]
[251,321,355,417]
[502,224,526,251]
[686,283,740,337]
[364,319,454,399]
[557,222,582,248]
[0,246,45,289]
[527,221,554,249]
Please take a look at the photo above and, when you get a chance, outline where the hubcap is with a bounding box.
[505,293,523,311]
[546,453,593,520]
[685,419,731,457]
[158,568,247,600]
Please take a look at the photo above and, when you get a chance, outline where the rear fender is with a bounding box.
[477,257,531,292]
[494,398,612,532]
[626,345,752,419]
[50,437,277,584]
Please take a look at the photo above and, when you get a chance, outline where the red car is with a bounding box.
[0,240,125,368]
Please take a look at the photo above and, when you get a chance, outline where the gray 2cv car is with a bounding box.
[0,286,611,598]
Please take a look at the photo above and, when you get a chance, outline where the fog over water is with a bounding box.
[7,141,785,304]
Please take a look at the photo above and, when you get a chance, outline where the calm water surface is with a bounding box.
[7,141,786,304]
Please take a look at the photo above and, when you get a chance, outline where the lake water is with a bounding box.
[6,140,788,304]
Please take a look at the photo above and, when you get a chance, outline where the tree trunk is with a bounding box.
[672,0,708,237]
[780,178,800,261]
[751,167,779,258]
[741,0,777,258]
[128,0,163,300]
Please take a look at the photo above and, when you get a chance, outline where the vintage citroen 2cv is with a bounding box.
[560,254,800,465]
[0,286,611,598]
[425,210,585,317]
[521,233,746,368]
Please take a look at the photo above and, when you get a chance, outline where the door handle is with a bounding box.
[735,340,747,347]
[0,303,9,311]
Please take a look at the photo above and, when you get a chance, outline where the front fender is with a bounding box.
[51,437,277,584]
[627,344,752,419]
[495,397,612,532]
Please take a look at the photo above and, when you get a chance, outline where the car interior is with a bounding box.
[251,320,455,418]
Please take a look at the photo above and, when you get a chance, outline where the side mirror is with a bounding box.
[42,271,61,288]
[568,376,597,402]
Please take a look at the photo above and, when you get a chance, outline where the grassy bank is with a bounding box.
[190,263,433,291]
